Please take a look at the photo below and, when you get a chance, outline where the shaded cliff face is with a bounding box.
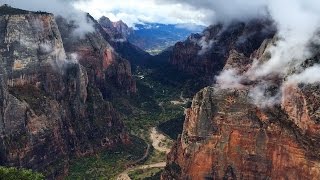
[99,16,133,40]
[98,16,151,66]
[56,15,137,97]
[162,32,320,179]
[0,6,130,178]
[168,19,276,77]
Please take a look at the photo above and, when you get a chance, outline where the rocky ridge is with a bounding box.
[0,5,133,178]
[168,19,276,79]
[99,16,151,66]
[162,23,320,179]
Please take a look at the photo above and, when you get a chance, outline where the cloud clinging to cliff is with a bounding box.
[210,0,320,107]
[1,0,94,36]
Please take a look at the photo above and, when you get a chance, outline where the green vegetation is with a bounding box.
[0,166,44,180]
[113,65,190,135]
[145,148,166,165]
[68,61,195,179]
[128,168,163,180]
[67,136,147,180]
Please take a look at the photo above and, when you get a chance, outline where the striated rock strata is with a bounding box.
[163,86,320,179]
[162,30,320,180]
[0,6,131,178]
[169,19,276,78]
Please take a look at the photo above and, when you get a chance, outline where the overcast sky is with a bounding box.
[1,0,209,27]
[73,0,209,26]
[0,0,271,27]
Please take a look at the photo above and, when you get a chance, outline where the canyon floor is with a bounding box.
[116,127,172,180]
[66,67,188,179]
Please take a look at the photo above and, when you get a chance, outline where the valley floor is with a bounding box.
[116,127,172,180]
[67,66,189,179]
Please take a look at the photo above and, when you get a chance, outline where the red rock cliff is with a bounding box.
[0,6,130,178]
[162,23,320,179]
[163,86,320,179]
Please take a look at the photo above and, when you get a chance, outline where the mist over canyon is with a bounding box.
[0,0,320,179]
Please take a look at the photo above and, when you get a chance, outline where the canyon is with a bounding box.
[0,5,134,178]
[1,2,320,180]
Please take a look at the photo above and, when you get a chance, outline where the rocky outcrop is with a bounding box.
[163,86,320,179]
[168,19,276,78]
[0,6,130,178]
[98,16,151,66]
[99,16,132,40]
[56,14,137,97]
[162,24,320,179]
[112,20,132,39]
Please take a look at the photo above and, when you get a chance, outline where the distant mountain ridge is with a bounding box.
[129,23,205,54]
[98,16,204,55]
[98,16,151,66]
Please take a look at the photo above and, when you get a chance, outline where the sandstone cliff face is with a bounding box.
[56,15,137,97]
[162,28,320,179]
[98,16,151,66]
[99,16,132,40]
[169,19,276,78]
[163,86,320,180]
[0,7,130,178]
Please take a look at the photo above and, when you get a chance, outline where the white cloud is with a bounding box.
[72,0,208,27]
[210,0,320,108]
[286,65,320,85]
[197,36,214,55]
[155,0,268,24]
[1,0,94,36]
[215,69,244,89]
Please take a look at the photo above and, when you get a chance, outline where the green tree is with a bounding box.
[0,166,44,180]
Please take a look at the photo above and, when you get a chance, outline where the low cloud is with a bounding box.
[197,37,214,56]
[286,65,320,85]
[2,0,94,37]
[215,69,244,89]
[39,42,53,54]
[213,0,320,108]
[248,82,281,108]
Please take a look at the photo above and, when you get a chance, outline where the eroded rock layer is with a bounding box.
[0,6,132,178]
[162,23,320,180]
[163,86,320,180]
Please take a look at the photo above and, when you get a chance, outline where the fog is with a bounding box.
[1,0,94,37]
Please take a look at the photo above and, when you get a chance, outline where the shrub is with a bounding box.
[0,166,44,180]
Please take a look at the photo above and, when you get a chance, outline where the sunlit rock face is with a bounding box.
[162,20,320,180]
[0,5,131,178]
[162,87,320,179]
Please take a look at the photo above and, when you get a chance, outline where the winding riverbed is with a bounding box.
[116,128,172,180]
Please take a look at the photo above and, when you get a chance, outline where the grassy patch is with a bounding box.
[145,147,166,165]
[0,166,44,180]
[112,66,187,135]
[67,136,147,180]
